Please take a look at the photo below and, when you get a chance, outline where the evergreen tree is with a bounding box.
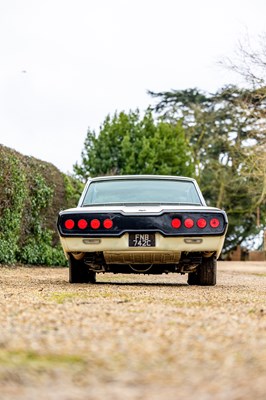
[74,109,194,180]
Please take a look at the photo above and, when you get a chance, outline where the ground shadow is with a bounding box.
[90,280,188,287]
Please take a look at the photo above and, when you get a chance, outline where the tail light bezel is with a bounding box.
[58,210,227,237]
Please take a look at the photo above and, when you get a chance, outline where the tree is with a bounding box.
[74,109,194,181]
[149,86,266,253]
[220,33,266,250]
[221,33,266,88]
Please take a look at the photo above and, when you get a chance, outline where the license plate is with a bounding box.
[128,233,156,247]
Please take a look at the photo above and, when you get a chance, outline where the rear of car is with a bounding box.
[57,176,228,285]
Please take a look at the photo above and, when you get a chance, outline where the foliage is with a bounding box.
[18,174,62,265]
[64,175,84,207]
[0,154,27,263]
[0,145,82,265]
[149,86,266,253]
[74,109,195,180]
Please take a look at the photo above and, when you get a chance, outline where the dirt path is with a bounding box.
[0,262,266,400]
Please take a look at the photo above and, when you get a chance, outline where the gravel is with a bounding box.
[0,261,266,400]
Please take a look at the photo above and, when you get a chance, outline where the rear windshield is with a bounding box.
[82,179,202,206]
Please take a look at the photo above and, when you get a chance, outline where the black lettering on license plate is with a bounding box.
[128,233,155,247]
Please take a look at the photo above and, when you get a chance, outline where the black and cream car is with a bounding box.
[57,175,228,285]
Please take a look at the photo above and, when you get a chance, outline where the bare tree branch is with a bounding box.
[220,33,266,88]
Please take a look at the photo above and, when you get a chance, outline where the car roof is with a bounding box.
[88,175,196,183]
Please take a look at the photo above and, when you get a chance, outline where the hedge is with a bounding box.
[0,145,83,265]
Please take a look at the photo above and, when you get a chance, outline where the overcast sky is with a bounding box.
[0,0,265,173]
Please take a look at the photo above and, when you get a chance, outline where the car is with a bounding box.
[57,175,228,285]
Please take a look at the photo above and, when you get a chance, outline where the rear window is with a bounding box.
[82,179,202,206]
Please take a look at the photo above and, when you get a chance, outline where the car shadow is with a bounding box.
[93,281,188,287]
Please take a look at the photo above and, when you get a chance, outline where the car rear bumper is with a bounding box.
[60,233,226,258]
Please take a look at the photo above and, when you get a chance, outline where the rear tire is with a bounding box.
[198,255,217,286]
[187,255,217,286]
[187,270,200,285]
[69,255,96,284]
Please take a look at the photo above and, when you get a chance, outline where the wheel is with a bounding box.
[187,255,217,286]
[68,255,96,284]
[198,255,217,286]
[187,270,200,285]
[87,270,96,283]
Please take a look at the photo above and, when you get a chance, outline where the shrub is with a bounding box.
[0,145,82,266]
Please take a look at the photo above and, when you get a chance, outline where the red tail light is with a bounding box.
[103,219,113,229]
[65,219,75,230]
[78,219,88,229]
[197,218,207,228]
[184,218,194,229]
[210,218,220,228]
[90,219,100,229]
[171,218,181,229]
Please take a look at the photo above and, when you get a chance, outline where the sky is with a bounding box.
[0,0,266,174]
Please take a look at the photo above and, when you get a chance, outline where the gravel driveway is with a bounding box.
[0,262,266,400]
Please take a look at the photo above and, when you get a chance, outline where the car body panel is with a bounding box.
[59,234,226,257]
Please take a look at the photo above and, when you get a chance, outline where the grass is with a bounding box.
[48,292,85,304]
[0,350,86,367]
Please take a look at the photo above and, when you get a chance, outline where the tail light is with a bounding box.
[90,219,101,229]
[65,219,75,230]
[210,218,220,228]
[184,218,194,229]
[78,219,88,229]
[62,217,114,231]
[103,219,113,229]
[197,218,207,228]
[171,218,181,229]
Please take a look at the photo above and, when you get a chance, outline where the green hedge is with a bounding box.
[0,145,83,265]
